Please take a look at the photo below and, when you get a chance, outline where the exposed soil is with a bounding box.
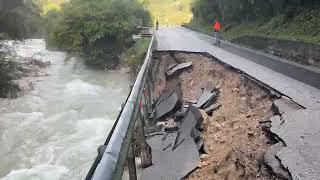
[153,52,278,180]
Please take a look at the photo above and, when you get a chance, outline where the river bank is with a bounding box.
[0,40,51,98]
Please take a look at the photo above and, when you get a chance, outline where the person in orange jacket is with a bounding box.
[213,20,221,45]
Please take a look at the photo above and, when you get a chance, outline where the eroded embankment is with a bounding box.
[151,51,291,180]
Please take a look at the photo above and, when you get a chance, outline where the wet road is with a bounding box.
[188,28,320,90]
[156,27,320,110]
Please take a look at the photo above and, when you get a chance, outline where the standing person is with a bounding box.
[156,20,159,30]
[213,20,221,45]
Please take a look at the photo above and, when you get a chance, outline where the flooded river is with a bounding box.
[0,40,130,179]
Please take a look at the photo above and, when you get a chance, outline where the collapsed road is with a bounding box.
[140,51,303,179]
[149,27,320,180]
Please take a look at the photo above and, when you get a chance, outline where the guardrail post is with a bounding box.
[127,142,137,180]
[144,83,152,119]
[136,108,152,168]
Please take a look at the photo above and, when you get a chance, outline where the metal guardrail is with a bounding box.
[86,35,157,180]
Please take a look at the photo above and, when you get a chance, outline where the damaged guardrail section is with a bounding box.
[87,36,156,180]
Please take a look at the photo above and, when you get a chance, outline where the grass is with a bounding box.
[140,0,193,26]
[186,8,320,44]
[122,37,152,74]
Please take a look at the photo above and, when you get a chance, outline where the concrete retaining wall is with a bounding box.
[232,36,320,68]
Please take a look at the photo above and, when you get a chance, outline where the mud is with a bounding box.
[152,52,284,180]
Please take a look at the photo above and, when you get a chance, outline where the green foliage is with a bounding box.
[191,0,320,24]
[0,56,20,98]
[0,0,42,39]
[47,0,151,68]
[139,0,192,25]
[188,0,320,44]
[188,8,320,44]
[123,37,151,74]
[33,0,66,15]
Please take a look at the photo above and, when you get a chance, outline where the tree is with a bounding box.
[47,0,150,68]
[0,0,42,39]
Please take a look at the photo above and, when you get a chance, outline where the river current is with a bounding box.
[0,40,130,179]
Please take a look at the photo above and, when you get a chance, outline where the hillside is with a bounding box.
[34,0,67,14]
[187,8,320,44]
[140,0,192,25]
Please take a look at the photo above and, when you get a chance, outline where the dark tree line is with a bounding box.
[192,0,320,24]
[0,0,41,39]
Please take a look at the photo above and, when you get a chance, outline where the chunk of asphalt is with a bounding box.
[143,137,199,180]
[272,98,303,115]
[152,89,175,112]
[165,62,192,78]
[173,106,203,149]
[271,110,320,180]
[166,63,178,72]
[196,138,204,151]
[150,91,180,121]
[191,127,200,141]
[204,103,221,116]
[194,88,217,109]
[202,92,218,109]
[270,115,283,130]
[174,107,188,122]
[264,142,291,179]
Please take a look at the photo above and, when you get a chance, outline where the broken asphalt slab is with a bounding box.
[166,62,192,78]
[143,106,203,180]
[272,98,303,115]
[264,142,291,179]
[270,110,320,180]
[174,106,203,149]
[150,91,180,121]
[143,137,199,180]
[194,88,217,109]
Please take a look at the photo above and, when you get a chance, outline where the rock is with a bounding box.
[200,154,211,161]
[198,160,210,168]
[189,80,195,86]
[247,132,254,137]
[203,141,210,154]
[199,109,209,131]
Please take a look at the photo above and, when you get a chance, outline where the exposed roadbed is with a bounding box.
[145,52,301,179]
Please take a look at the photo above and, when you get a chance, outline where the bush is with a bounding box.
[0,58,20,98]
[47,0,151,69]
[0,0,42,39]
